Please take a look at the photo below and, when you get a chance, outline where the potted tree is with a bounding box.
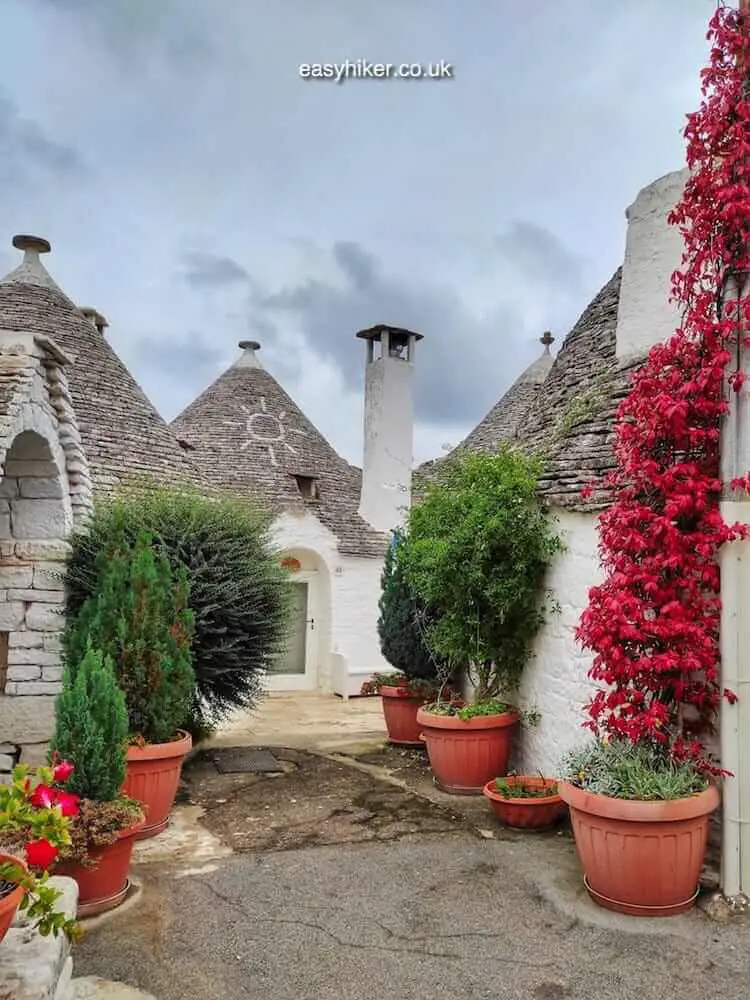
[402,447,562,794]
[0,761,80,943]
[65,533,195,839]
[361,530,451,745]
[558,6,743,917]
[51,643,144,917]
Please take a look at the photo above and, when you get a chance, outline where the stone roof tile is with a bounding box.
[171,343,387,558]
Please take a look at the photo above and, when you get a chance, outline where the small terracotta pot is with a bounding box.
[416,707,519,795]
[0,854,26,943]
[483,776,567,829]
[56,817,144,919]
[559,780,720,917]
[124,729,192,840]
[380,686,430,745]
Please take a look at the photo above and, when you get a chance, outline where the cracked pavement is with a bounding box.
[73,749,750,1000]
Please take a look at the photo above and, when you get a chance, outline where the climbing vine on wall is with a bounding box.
[577,4,750,773]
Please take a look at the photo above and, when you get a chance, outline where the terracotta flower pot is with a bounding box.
[380,686,430,745]
[559,780,720,917]
[0,854,26,943]
[56,817,144,919]
[416,708,519,795]
[124,730,192,840]
[483,776,567,829]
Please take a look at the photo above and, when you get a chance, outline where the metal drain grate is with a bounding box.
[211,747,282,774]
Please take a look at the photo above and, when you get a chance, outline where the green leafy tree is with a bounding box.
[401,445,563,706]
[65,533,195,744]
[51,644,128,802]
[377,530,442,682]
[63,489,290,736]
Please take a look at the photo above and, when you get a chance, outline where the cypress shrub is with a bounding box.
[64,488,290,734]
[378,530,441,682]
[52,644,128,802]
[65,533,195,744]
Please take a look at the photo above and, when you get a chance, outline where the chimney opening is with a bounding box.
[293,474,320,501]
[388,331,410,361]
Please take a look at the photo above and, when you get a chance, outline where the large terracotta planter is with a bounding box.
[559,780,720,917]
[56,818,143,919]
[380,686,430,745]
[124,730,192,840]
[0,854,26,943]
[416,708,519,795]
[483,776,567,830]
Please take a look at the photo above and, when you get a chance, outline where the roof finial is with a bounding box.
[239,340,261,351]
[540,330,554,354]
[12,235,51,257]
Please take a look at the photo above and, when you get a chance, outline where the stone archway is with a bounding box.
[0,429,71,766]
[0,332,92,774]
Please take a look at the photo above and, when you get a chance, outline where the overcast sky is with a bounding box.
[0,0,716,465]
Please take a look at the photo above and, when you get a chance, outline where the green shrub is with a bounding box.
[65,533,195,744]
[559,739,708,801]
[377,530,443,683]
[63,489,290,734]
[51,644,128,802]
[401,445,563,706]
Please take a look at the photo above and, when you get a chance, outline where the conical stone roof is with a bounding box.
[514,267,634,509]
[171,341,387,558]
[414,332,555,490]
[0,235,203,497]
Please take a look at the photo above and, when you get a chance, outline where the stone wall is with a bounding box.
[0,429,69,779]
[0,877,77,1000]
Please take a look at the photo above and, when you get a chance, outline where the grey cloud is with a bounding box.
[180,252,250,289]
[0,96,86,185]
[496,222,584,289]
[243,231,582,426]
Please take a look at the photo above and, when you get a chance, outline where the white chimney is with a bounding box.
[615,167,688,362]
[356,324,422,532]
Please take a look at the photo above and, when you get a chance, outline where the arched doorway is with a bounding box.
[268,547,331,692]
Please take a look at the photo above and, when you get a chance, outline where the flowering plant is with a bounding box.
[576,4,750,776]
[0,759,81,940]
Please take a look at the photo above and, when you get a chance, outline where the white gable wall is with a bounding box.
[514,509,602,776]
[270,509,387,697]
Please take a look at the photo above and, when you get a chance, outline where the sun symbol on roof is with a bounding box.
[223,397,308,467]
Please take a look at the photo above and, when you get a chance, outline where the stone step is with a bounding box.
[71,978,157,1000]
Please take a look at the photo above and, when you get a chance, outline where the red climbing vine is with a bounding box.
[576,4,750,773]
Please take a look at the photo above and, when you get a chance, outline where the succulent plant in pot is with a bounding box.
[482,771,567,830]
[0,762,81,944]
[51,643,144,918]
[401,447,562,794]
[361,531,455,745]
[64,532,195,839]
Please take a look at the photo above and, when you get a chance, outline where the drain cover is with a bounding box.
[211,747,282,774]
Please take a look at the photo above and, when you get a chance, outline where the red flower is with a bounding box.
[575,4,750,776]
[52,761,75,784]
[29,784,55,809]
[25,839,58,869]
[54,791,80,818]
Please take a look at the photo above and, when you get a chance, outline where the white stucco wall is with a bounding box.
[514,509,603,776]
[616,168,688,361]
[271,510,387,696]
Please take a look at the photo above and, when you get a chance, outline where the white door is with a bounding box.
[267,579,317,691]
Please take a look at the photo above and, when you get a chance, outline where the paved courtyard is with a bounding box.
[73,694,750,1000]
